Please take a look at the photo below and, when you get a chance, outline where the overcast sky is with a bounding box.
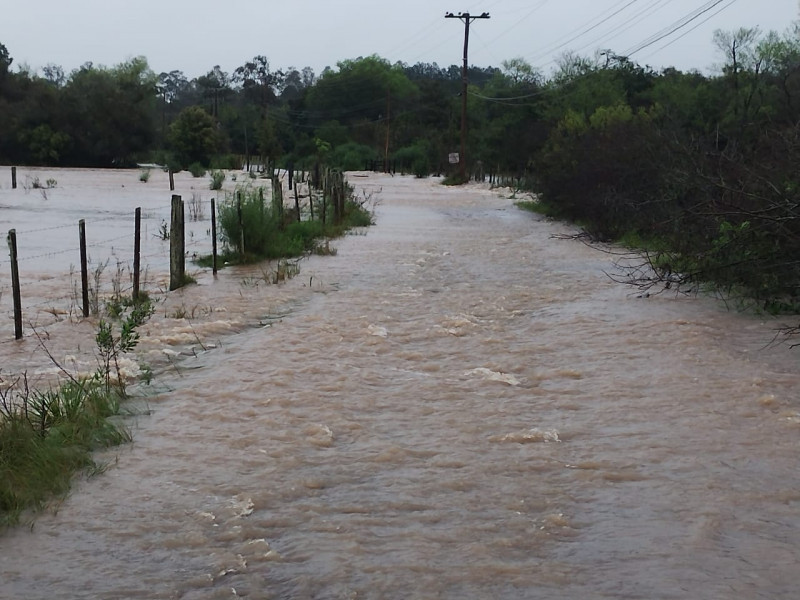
[2,0,798,79]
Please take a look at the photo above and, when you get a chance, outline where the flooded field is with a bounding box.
[1,169,799,599]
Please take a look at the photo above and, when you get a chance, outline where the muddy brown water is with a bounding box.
[1,171,799,599]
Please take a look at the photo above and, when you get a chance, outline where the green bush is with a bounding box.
[210,154,241,170]
[188,162,206,178]
[215,176,373,264]
[394,141,433,176]
[329,142,378,171]
[209,170,225,190]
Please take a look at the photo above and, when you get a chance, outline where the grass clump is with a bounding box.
[0,376,131,527]
[442,173,468,186]
[208,175,373,267]
[209,170,225,190]
[0,301,153,528]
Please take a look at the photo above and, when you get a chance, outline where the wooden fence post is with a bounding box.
[7,230,22,339]
[308,181,314,221]
[169,170,175,192]
[211,198,218,275]
[272,176,283,223]
[169,195,185,291]
[133,207,141,301]
[237,192,245,257]
[11,167,17,190]
[294,184,301,222]
[79,220,89,317]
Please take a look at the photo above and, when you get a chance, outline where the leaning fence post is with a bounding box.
[133,207,141,301]
[79,219,90,318]
[211,198,218,275]
[7,229,22,339]
[11,167,17,190]
[169,194,185,291]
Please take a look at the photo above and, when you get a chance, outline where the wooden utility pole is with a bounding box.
[445,11,490,181]
[384,88,391,173]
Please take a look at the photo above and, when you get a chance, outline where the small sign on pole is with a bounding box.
[448,153,460,165]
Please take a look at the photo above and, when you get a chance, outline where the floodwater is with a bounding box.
[0,169,799,599]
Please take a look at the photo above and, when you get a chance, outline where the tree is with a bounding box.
[0,42,11,81]
[233,55,283,116]
[168,105,223,167]
[41,64,65,87]
[60,57,157,166]
[196,65,232,117]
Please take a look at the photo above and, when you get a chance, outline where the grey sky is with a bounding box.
[2,0,798,79]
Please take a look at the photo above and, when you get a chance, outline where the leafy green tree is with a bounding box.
[168,105,224,167]
[60,57,157,166]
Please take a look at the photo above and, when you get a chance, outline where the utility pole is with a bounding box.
[445,11,490,181]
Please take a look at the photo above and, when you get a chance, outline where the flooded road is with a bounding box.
[1,171,799,599]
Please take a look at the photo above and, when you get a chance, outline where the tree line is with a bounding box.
[3,21,800,313]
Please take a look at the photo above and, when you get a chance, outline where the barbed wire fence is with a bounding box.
[0,196,217,345]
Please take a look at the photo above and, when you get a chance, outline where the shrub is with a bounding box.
[329,142,378,171]
[189,162,206,178]
[209,170,225,190]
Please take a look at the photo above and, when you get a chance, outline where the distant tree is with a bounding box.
[233,55,283,116]
[0,42,11,80]
[196,65,232,117]
[60,57,157,166]
[168,105,223,167]
[41,63,65,87]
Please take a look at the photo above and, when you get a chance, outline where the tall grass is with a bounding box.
[0,300,152,528]
[0,377,131,527]
[214,178,373,264]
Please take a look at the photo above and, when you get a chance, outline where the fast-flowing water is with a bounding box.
[1,170,798,599]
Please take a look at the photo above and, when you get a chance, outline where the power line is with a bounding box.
[624,0,729,56]
[526,0,642,64]
[643,0,740,59]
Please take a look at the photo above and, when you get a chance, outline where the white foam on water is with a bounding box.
[465,367,521,386]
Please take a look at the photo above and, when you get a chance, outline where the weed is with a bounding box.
[139,169,151,183]
[0,297,152,528]
[442,173,468,186]
[95,299,154,396]
[89,259,109,316]
[0,372,132,526]
[209,170,225,191]
[188,193,205,221]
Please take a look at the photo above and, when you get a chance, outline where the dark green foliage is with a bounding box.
[0,378,131,526]
[188,162,206,177]
[529,34,800,311]
[169,106,224,168]
[214,177,372,264]
[329,142,378,171]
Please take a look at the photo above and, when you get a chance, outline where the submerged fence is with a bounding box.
[1,166,334,343]
[2,195,215,341]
